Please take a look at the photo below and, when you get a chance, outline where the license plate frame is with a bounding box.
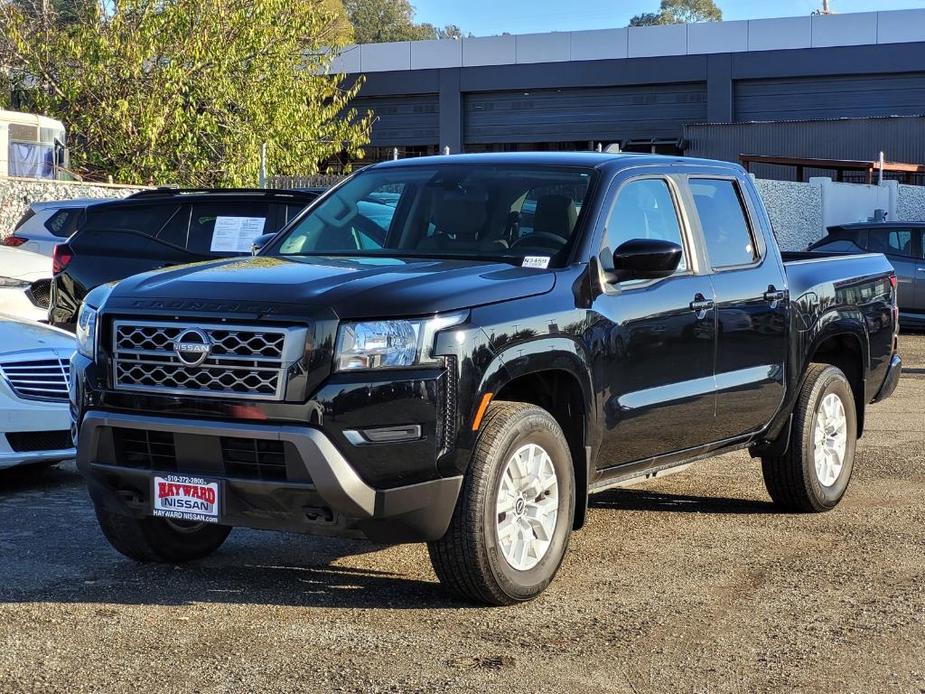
[152,474,221,524]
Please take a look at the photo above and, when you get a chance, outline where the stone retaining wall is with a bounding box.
[1,177,148,237]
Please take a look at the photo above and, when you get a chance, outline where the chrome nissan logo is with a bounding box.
[173,328,211,367]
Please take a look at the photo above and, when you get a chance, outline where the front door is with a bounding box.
[590,175,717,469]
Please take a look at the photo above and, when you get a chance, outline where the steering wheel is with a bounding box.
[510,232,567,252]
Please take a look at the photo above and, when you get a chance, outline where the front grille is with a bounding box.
[0,357,70,401]
[27,278,51,309]
[112,428,292,482]
[5,430,73,453]
[112,320,305,401]
[221,437,287,481]
[113,428,177,470]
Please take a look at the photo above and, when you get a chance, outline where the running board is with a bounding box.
[589,462,693,495]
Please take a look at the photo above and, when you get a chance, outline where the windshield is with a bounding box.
[274,164,595,267]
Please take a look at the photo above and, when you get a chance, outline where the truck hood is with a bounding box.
[109,255,556,318]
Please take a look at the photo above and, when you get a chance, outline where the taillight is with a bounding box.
[889,274,897,289]
[1,235,26,247]
[52,244,73,274]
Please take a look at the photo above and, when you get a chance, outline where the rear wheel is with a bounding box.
[428,401,575,605]
[94,506,231,563]
[761,364,857,512]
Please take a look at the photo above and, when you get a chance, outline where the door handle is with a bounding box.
[689,294,715,317]
[763,287,787,307]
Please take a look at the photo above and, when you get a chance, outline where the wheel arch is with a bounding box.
[472,339,595,530]
[806,325,868,436]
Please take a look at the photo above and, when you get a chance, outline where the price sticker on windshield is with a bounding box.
[522,256,550,269]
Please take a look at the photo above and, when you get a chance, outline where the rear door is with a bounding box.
[687,176,789,441]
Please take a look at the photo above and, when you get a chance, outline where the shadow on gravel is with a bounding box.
[0,463,470,610]
[0,460,79,493]
[590,487,777,515]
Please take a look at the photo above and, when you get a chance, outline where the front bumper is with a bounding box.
[77,411,462,543]
[872,353,902,403]
[0,286,47,323]
[0,386,74,469]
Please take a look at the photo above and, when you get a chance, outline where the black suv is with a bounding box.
[50,188,320,330]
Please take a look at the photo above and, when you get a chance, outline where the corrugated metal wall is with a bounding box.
[683,117,925,181]
[464,84,707,145]
[352,95,439,146]
[735,74,925,122]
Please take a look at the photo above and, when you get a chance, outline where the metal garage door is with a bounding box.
[352,95,439,147]
[735,73,925,122]
[463,84,707,145]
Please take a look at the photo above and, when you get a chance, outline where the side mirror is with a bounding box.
[599,238,682,283]
[251,233,276,255]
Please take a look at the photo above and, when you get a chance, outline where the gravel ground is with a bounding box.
[1,340,923,693]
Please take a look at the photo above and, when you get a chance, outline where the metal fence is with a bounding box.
[268,174,347,190]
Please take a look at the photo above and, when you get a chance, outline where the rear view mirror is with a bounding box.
[251,233,276,255]
[599,238,682,283]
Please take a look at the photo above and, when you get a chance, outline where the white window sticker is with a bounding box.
[210,216,267,253]
[522,256,550,269]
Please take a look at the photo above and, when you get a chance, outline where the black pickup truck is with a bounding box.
[71,153,902,605]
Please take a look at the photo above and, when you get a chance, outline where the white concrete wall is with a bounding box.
[331,8,925,74]
[1,177,146,238]
[756,177,925,250]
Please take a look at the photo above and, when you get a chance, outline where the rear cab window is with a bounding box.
[690,179,759,269]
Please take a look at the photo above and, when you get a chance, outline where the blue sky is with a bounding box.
[412,0,925,36]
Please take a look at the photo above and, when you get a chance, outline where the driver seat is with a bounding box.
[532,194,578,243]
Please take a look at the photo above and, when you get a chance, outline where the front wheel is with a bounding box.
[761,364,858,512]
[428,401,575,605]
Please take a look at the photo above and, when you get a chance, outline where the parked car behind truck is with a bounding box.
[50,188,321,330]
[808,222,925,328]
[71,153,901,605]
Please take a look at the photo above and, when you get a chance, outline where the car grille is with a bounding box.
[27,278,52,309]
[112,320,305,401]
[6,430,73,453]
[0,357,70,401]
[112,428,290,482]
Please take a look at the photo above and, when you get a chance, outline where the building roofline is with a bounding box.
[329,8,925,75]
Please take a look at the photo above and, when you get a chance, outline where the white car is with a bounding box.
[4,198,111,257]
[0,315,75,470]
[0,245,53,322]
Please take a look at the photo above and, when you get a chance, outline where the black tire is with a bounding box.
[761,364,857,512]
[428,401,575,606]
[94,506,231,563]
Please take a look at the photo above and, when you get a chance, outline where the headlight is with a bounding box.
[0,276,30,288]
[335,311,467,371]
[76,303,98,359]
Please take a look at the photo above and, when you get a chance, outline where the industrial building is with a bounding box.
[332,8,925,180]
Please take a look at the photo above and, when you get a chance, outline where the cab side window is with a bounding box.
[690,179,758,269]
[867,229,915,258]
[605,178,687,273]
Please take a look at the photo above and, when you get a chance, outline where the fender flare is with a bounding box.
[472,337,596,529]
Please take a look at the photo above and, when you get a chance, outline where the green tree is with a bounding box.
[0,0,372,186]
[629,0,722,26]
[344,0,466,43]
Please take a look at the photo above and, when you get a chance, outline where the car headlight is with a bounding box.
[0,276,30,288]
[335,311,467,371]
[76,303,98,359]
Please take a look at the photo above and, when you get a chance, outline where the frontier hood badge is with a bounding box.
[173,328,212,367]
